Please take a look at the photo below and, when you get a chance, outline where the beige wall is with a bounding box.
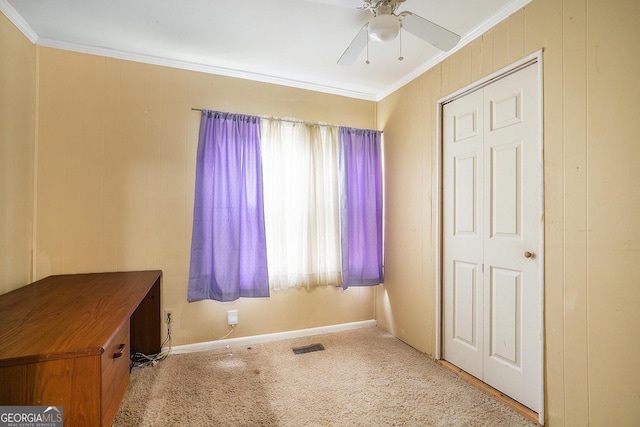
[33,47,377,345]
[0,13,34,294]
[377,0,640,425]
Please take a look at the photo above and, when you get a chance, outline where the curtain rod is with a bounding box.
[191,108,380,131]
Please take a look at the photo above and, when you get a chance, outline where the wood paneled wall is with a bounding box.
[377,0,640,424]
[0,13,34,294]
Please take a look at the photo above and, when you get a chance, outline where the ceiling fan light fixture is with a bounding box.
[368,14,400,42]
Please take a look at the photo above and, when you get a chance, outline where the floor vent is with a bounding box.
[292,343,325,355]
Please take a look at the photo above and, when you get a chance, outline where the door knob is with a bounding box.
[524,251,533,258]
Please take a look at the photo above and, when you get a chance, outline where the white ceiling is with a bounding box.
[2,0,530,100]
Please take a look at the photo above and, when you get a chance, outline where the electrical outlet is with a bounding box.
[164,309,173,324]
[227,310,238,326]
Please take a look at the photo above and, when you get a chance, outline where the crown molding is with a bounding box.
[36,36,379,101]
[0,0,38,43]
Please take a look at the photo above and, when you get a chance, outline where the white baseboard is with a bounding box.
[170,319,377,355]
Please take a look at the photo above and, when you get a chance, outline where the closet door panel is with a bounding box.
[443,89,484,379]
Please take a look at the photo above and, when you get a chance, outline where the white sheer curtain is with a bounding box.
[260,119,342,290]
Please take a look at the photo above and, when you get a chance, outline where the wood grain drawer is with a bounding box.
[101,319,130,426]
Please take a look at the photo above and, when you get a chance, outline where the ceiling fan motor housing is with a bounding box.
[366,0,406,14]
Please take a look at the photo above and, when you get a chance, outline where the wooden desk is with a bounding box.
[0,270,162,426]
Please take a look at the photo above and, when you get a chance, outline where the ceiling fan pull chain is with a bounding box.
[398,26,404,61]
[366,28,371,64]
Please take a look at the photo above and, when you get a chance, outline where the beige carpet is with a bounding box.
[113,326,537,426]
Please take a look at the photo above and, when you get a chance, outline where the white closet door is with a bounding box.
[443,63,541,412]
[442,89,485,380]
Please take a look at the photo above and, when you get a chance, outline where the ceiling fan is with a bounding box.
[336,0,461,66]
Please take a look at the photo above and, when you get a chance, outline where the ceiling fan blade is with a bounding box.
[400,12,460,51]
[337,24,369,66]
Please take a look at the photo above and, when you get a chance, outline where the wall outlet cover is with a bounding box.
[227,310,238,325]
